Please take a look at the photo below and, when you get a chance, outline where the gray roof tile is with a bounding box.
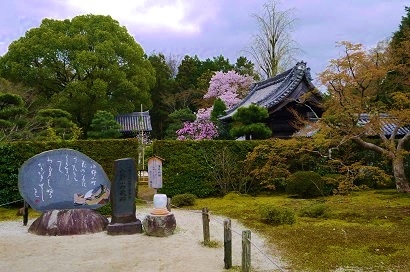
[115,111,152,133]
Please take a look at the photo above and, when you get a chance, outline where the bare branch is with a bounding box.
[244,0,301,79]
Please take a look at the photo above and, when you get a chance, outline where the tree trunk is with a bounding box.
[393,156,410,193]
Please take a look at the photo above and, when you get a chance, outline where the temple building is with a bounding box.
[220,61,323,138]
[115,111,152,137]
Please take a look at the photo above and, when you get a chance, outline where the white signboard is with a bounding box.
[148,157,163,188]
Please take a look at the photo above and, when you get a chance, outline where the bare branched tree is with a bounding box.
[165,54,183,78]
[246,0,301,79]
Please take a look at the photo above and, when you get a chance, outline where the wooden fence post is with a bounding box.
[167,197,171,212]
[23,200,28,226]
[202,207,210,244]
[242,230,251,272]
[224,218,232,269]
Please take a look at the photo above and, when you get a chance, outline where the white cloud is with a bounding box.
[65,0,203,34]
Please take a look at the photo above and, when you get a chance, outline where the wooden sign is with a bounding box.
[148,156,163,189]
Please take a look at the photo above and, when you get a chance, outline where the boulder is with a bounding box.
[29,209,108,236]
[142,213,176,237]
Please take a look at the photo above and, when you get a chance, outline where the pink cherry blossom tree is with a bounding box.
[177,71,254,140]
[204,71,254,109]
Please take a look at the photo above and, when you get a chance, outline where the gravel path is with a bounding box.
[0,206,287,272]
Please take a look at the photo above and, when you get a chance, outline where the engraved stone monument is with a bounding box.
[18,148,110,235]
[107,158,142,235]
[19,148,111,212]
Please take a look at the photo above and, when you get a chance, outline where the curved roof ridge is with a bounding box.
[220,61,314,120]
[259,61,308,108]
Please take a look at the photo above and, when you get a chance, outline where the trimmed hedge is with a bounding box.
[153,140,261,197]
[152,139,404,198]
[0,139,139,205]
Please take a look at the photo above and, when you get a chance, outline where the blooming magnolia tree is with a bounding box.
[177,108,219,140]
[177,71,254,140]
[204,70,254,109]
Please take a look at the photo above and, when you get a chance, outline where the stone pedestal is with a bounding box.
[29,209,109,236]
[142,213,176,237]
[106,219,142,235]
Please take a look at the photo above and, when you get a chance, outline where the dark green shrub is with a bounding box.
[286,171,325,198]
[299,204,328,218]
[96,203,112,216]
[259,205,296,225]
[171,193,197,207]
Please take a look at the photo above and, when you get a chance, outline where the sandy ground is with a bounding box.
[0,206,288,272]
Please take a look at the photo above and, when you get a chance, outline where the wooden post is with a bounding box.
[202,207,210,244]
[23,200,28,226]
[167,197,171,212]
[242,230,251,272]
[224,218,232,269]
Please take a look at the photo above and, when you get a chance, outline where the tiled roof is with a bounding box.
[220,61,316,120]
[358,114,410,137]
[296,114,410,138]
[115,111,152,133]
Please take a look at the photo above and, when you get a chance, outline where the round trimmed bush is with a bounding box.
[286,171,324,198]
[171,193,197,207]
[259,205,296,225]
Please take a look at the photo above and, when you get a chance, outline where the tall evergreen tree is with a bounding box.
[87,111,122,139]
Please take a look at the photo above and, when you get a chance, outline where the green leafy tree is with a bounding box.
[34,108,79,140]
[234,56,260,80]
[201,55,234,73]
[148,53,176,139]
[210,98,230,139]
[0,93,28,141]
[87,110,122,139]
[165,108,196,139]
[175,55,202,91]
[230,104,272,140]
[0,14,155,135]
[385,7,410,96]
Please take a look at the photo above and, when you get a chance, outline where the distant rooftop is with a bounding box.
[115,111,152,134]
[358,114,410,137]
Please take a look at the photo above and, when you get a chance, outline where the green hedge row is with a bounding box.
[152,139,404,197]
[0,139,139,205]
[153,140,262,197]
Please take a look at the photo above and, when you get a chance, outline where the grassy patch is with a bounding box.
[192,189,410,271]
[0,207,40,221]
[201,240,222,248]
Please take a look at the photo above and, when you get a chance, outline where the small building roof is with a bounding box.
[295,114,410,138]
[115,111,152,134]
[220,61,317,121]
[358,114,410,137]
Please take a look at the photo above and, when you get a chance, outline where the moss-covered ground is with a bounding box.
[190,190,410,271]
[2,189,409,271]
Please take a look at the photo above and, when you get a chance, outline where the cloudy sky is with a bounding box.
[0,0,408,82]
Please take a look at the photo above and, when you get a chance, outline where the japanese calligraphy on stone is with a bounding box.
[18,148,110,213]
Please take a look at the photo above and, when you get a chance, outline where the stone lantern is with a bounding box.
[142,194,176,237]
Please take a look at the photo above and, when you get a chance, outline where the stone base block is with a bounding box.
[142,213,176,237]
[28,209,109,236]
[106,220,142,235]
